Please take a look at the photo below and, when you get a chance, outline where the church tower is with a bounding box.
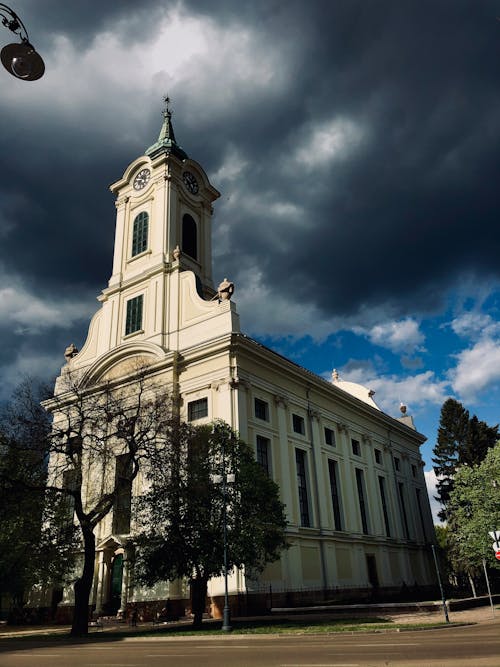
[57,99,239,386]
[107,98,219,298]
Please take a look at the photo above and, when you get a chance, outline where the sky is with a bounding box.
[1,1,500,523]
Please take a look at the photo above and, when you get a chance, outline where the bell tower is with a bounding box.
[107,97,220,298]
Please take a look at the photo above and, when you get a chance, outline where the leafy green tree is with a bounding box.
[447,442,500,577]
[133,420,288,628]
[433,398,469,521]
[0,380,76,619]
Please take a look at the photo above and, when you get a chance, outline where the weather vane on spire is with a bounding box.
[162,95,172,117]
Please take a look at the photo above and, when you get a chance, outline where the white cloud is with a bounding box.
[0,268,96,334]
[340,365,449,415]
[450,337,500,401]
[353,318,425,355]
[450,311,500,339]
[292,117,366,169]
[424,469,444,525]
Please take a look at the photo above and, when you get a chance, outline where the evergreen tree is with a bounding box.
[432,398,469,521]
[459,415,499,467]
[433,398,499,522]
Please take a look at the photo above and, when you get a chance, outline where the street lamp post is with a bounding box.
[0,3,44,80]
[221,464,232,632]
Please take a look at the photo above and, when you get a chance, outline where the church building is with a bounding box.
[47,102,436,620]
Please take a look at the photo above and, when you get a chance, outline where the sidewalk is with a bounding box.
[0,599,497,640]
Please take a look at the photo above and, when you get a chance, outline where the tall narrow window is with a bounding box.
[125,295,143,335]
[113,454,133,534]
[398,482,410,539]
[256,435,271,475]
[182,214,197,260]
[295,449,310,527]
[131,212,149,257]
[355,468,369,534]
[415,488,427,541]
[328,460,343,530]
[378,476,391,537]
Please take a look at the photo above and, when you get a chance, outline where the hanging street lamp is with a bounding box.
[0,4,44,80]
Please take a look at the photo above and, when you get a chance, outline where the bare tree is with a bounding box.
[42,368,173,637]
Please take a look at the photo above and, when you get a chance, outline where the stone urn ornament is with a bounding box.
[217,277,234,301]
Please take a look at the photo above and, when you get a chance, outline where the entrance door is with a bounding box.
[366,554,379,588]
[109,554,123,615]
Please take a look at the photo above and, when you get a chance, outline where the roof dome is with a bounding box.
[331,369,380,410]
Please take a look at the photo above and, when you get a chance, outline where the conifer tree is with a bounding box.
[459,415,499,467]
[432,398,469,521]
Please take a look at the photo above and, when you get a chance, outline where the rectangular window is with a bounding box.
[187,397,208,421]
[374,448,382,464]
[254,398,269,421]
[328,460,343,531]
[125,294,143,336]
[131,211,149,257]
[411,464,417,478]
[415,488,427,541]
[324,427,336,446]
[398,482,410,539]
[394,456,400,471]
[113,454,133,535]
[351,438,361,456]
[378,476,391,537]
[355,468,369,534]
[292,413,305,435]
[256,435,271,475]
[295,449,310,527]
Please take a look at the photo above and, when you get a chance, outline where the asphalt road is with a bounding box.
[0,621,499,667]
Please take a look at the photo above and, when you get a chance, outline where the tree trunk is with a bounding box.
[468,572,477,598]
[70,525,96,637]
[191,576,208,629]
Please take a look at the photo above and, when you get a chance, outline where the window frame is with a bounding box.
[292,413,305,435]
[256,434,271,476]
[125,294,144,336]
[187,397,208,421]
[254,398,269,422]
[328,459,343,531]
[324,426,336,447]
[295,448,311,527]
[131,211,149,257]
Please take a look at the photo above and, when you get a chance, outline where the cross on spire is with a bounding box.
[162,95,172,117]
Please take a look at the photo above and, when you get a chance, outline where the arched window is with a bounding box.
[182,214,197,260]
[132,211,148,257]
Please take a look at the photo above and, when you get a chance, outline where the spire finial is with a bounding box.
[162,94,172,117]
[145,95,187,160]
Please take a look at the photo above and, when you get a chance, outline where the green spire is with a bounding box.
[145,96,188,160]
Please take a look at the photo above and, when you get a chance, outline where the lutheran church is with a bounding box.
[47,102,435,620]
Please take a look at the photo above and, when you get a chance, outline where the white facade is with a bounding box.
[49,106,435,619]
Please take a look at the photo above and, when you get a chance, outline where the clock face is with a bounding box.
[133,168,151,191]
[182,171,199,195]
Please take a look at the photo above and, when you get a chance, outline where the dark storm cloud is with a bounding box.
[203,1,500,321]
[0,0,499,392]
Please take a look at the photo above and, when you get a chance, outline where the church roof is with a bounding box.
[145,97,188,160]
